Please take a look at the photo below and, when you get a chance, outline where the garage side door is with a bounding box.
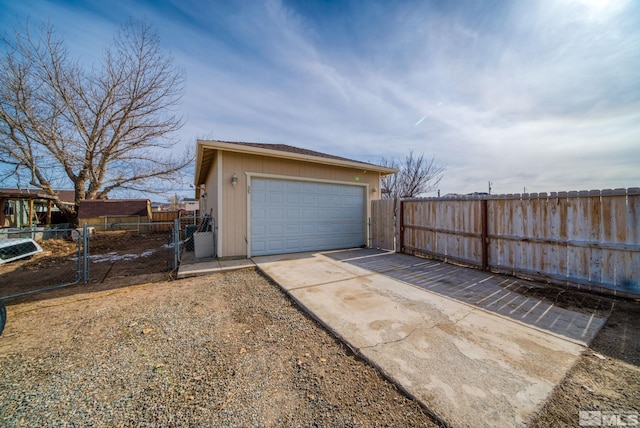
[250,178,366,256]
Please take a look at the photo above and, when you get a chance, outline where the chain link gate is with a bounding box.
[0,224,90,335]
[172,215,216,271]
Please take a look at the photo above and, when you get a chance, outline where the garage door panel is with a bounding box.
[267,180,285,191]
[252,241,267,252]
[267,193,284,204]
[252,193,267,203]
[268,224,284,234]
[268,208,284,218]
[286,209,301,219]
[251,178,365,256]
[301,209,316,219]
[267,241,284,252]
[285,224,300,234]
[252,179,266,190]
[252,224,267,236]
[286,194,301,204]
[285,239,302,250]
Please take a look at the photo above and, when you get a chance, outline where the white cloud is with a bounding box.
[1,0,638,197]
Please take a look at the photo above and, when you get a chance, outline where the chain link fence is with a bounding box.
[0,215,217,334]
[171,215,216,269]
[1,226,88,294]
[0,222,180,334]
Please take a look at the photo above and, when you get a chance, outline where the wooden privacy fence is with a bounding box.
[371,198,396,250]
[372,188,640,297]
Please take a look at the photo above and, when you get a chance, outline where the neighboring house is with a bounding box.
[151,201,165,211]
[152,199,199,212]
[194,140,397,258]
[0,188,75,228]
[78,199,152,229]
[183,198,199,212]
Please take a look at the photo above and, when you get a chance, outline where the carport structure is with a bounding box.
[194,140,396,258]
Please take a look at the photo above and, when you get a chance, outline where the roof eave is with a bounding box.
[196,139,398,176]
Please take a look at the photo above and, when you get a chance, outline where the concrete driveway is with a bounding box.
[253,249,608,427]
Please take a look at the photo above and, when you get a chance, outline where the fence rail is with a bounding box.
[372,188,640,297]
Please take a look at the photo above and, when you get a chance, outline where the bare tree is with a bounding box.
[0,19,192,225]
[380,151,445,199]
[168,193,181,211]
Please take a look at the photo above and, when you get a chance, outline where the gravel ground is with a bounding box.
[0,269,438,427]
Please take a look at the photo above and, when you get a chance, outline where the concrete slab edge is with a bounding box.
[321,251,607,348]
[328,253,610,347]
[254,264,450,428]
[176,264,256,279]
[394,277,607,348]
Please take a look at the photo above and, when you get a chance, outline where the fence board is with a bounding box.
[371,188,640,296]
[401,197,483,267]
[371,199,396,250]
[151,210,181,232]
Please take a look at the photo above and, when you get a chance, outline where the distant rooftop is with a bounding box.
[0,188,75,204]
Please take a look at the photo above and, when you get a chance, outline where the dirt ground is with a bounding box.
[1,269,437,427]
[0,231,173,299]
[0,240,639,427]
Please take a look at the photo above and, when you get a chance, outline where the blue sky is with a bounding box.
[1,0,639,197]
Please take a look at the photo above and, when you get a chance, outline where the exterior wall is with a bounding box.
[209,151,383,258]
[183,200,199,212]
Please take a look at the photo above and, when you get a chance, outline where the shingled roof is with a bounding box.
[0,188,75,204]
[78,199,151,218]
[219,141,378,166]
[195,139,397,185]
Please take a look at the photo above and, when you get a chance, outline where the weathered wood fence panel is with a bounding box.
[151,210,181,232]
[371,199,396,250]
[371,188,640,296]
[401,198,483,268]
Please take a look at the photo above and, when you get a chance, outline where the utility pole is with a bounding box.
[488,181,492,195]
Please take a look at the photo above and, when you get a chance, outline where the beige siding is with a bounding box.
[208,151,382,257]
[202,152,218,252]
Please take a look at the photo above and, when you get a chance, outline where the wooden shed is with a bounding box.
[78,199,152,230]
[194,140,396,258]
[1,188,74,228]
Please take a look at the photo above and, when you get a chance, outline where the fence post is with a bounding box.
[0,299,6,336]
[481,199,488,271]
[83,222,90,283]
[398,200,405,253]
[173,219,180,272]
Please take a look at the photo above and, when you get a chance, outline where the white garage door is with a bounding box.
[250,178,366,256]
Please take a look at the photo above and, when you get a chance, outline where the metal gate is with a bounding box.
[0,225,90,334]
[171,215,216,269]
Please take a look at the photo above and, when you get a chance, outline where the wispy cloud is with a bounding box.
[1,0,638,196]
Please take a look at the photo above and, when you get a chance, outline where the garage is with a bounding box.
[250,178,366,256]
[194,140,396,258]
